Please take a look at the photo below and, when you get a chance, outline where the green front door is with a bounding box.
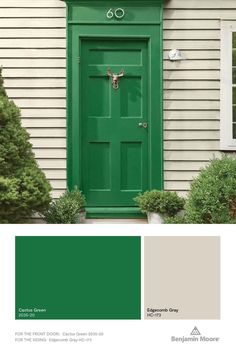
[81,39,149,208]
[66,1,164,218]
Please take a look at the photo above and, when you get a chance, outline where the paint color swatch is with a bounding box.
[15,236,141,320]
[144,236,220,320]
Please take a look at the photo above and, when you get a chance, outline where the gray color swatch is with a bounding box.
[145,236,220,320]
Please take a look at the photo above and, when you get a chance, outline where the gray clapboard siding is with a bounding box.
[0,0,65,6]
[0,38,65,47]
[165,110,220,120]
[12,98,66,108]
[164,50,220,60]
[20,108,66,118]
[44,170,66,179]
[0,9,65,17]
[165,160,211,170]
[164,151,221,161]
[33,148,66,159]
[5,78,66,88]
[164,90,220,100]
[50,180,67,189]
[0,29,66,38]
[164,81,220,89]
[164,30,220,40]
[165,0,236,9]
[165,171,200,180]
[0,49,66,58]
[22,119,66,128]
[164,120,219,130]
[164,141,219,150]
[4,69,65,78]
[165,60,220,70]
[164,10,236,19]
[164,40,220,50]
[0,59,66,67]
[165,181,191,190]
[8,88,66,98]
[164,19,220,29]
[31,138,66,148]
[165,131,219,140]
[164,101,220,110]
[163,0,236,193]
[164,71,219,80]
[0,18,66,28]
[38,159,66,169]
[27,128,66,138]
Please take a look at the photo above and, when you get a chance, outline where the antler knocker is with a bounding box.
[107,68,124,90]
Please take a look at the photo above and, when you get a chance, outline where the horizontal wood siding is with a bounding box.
[0,0,66,200]
[163,0,235,194]
[0,0,232,203]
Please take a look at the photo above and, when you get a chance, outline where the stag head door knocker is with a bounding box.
[107,68,124,90]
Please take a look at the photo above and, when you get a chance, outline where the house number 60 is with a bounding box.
[106,8,125,20]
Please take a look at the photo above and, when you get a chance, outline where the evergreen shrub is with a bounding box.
[43,188,86,224]
[134,189,185,217]
[185,155,236,224]
[0,68,51,223]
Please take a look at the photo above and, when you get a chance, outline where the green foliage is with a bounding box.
[0,69,6,97]
[164,215,187,224]
[43,188,86,224]
[0,68,51,223]
[134,190,185,217]
[185,155,236,224]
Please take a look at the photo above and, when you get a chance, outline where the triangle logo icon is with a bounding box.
[190,327,201,336]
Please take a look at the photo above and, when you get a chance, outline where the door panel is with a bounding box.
[120,142,142,191]
[88,77,110,118]
[89,142,111,190]
[120,77,142,118]
[89,48,142,65]
[81,39,148,207]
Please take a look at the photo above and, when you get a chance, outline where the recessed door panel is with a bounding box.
[89,48,142,66]
[88,77,111,118]
[89,142,111,190]
[82,39,149,207]
[121,142,142,191]
[120,77,142,118]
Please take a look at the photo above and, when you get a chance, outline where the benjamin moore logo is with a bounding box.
[190,327,201,336]
[170,326,220,343]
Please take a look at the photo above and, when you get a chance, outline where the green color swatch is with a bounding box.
[15,236,141,320]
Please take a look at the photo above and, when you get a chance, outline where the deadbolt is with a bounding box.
[138,122,148,129]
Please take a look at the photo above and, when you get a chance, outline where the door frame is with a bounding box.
[65,3,164,218]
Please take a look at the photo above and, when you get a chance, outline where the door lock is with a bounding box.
[138,122,148,129]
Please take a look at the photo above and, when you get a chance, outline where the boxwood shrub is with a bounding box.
[134,190,185,217]
[43,188,86,224]
[185,155,236,224]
